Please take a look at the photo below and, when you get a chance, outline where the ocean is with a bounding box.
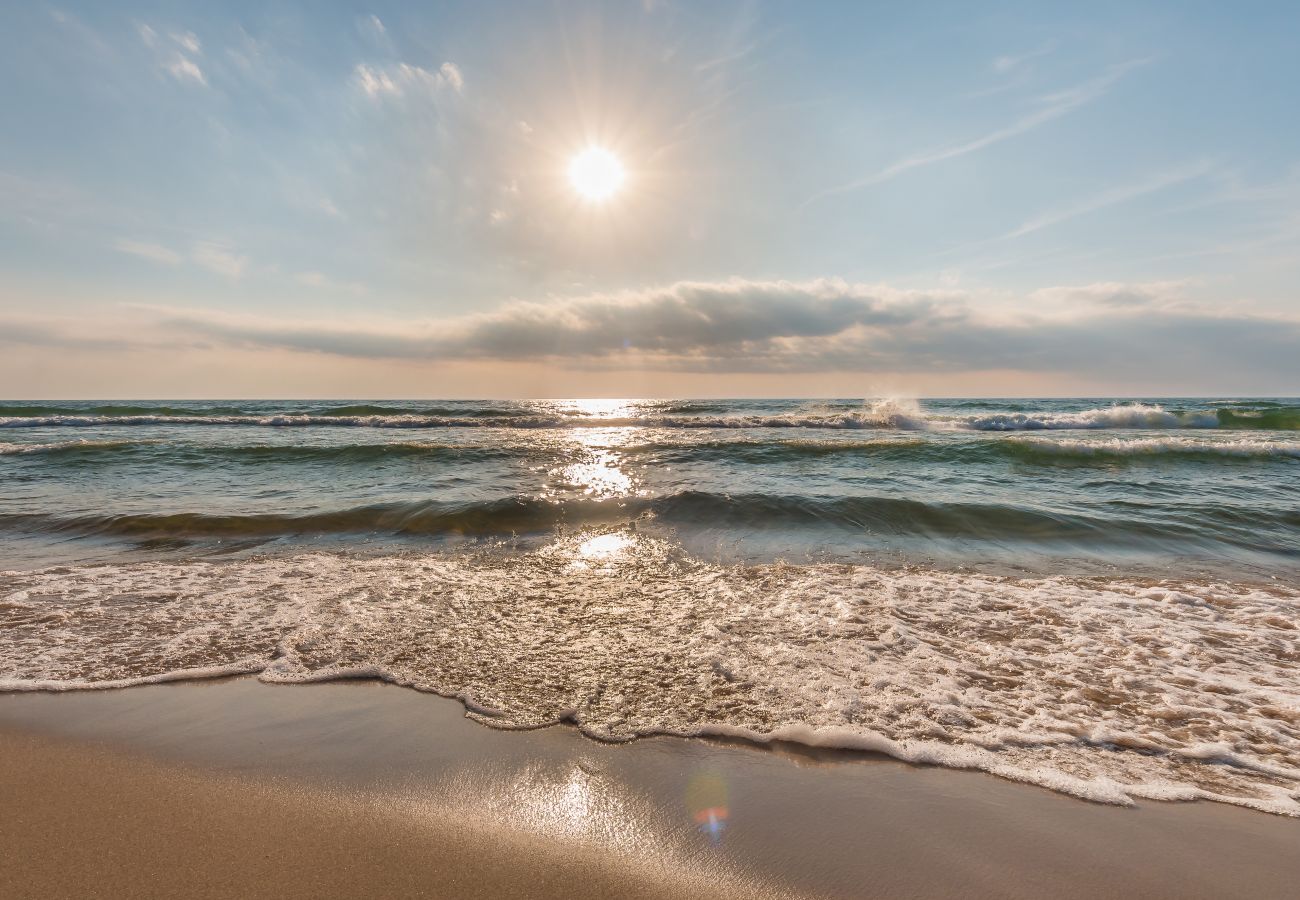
[1,397,1297,815]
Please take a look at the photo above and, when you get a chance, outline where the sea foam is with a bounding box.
[3,539,1297,816]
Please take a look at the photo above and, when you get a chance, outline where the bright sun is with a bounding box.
[568,147,625,202]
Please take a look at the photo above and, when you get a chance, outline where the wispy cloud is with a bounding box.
[114,238,182,265]
[993,42,1055,74]
[806,59,1151,206]
[999,160,1214,240]
[295,271,366,294]
[165,55,206,85]
[354,61,463,99]
[1028,280,1194,309]
[170,31,201,55]
[112,236,250,278]
[694,40,761,73]
[140,22,207,85]
[190,241,247,278]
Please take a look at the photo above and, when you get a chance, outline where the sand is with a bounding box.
[1,678,1297,899]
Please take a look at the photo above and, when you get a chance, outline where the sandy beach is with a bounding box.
[2,679,1296,900]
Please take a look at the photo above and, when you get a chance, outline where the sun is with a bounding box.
[567,147,625,202]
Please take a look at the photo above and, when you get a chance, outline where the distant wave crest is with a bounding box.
[3,401,1295,431]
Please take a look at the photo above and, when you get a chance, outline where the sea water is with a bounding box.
[1,397,1297,814]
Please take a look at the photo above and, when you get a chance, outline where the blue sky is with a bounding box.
[1,1,1297,397]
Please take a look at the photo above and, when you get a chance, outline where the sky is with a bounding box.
[1,0,1298,398]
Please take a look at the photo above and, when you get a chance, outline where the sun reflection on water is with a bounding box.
[543,427,642,501]
[578,532,635,559]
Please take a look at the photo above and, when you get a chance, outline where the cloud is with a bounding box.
[438,62,464,92]
[138,22,206,85]
[356,14,394,54]
[295,271,366,294]
[354,61,463,99]
[63,278,1289,384]
[164,55,206,84]
[1000,161,1213,240]
[170,31,201,54]
[3,278,1295,388]
[111,237,251,277]
[114,238,182,265]
[807,59,1151,205]
[1027,280,1193,309]
[993,43,1054,74]
[190,241,247,278]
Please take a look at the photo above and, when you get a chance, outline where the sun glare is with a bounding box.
[567,147,625,202]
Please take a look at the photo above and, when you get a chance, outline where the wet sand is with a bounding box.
[1,679,1296,899]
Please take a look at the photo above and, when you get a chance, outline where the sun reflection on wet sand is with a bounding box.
[438,761,656,853]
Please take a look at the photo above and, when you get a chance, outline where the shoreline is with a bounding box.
[2,678,1297,899]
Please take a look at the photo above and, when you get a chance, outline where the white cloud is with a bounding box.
[114,238,182,265]
[354,61,463,99]
[438,62,464,92]
[165,54,206,85]
[171,31,201,54]
[354,64,398,97]
[138,22,206,85]
[190,241,247,278]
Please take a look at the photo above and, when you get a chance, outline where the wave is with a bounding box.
[1213,407,1300,430]
[3,401,1296,431]
[3,490,1293,555]
[5,435,1297,482]
[3,548,1297,816]
[306,403,533,418]
[0,404,251,418]
[1006,437,1300,462]
[0,439,154,457]
[952,403,1213,430]
[631,435,1300,466]
[0,438,525,466]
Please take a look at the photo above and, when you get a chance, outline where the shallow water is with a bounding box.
[1,397,1297,814]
